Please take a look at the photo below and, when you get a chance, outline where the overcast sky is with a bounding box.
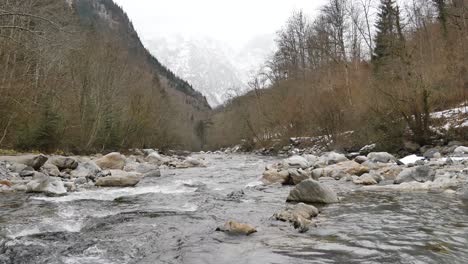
[113,0,328,48]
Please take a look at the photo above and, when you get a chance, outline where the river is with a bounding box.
[1,154,468,264]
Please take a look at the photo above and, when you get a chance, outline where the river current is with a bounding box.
[1,154,468,264]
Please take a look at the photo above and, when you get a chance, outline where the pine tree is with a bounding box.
[372,0,405,69]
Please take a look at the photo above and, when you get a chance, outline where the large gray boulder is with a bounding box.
[71,161,101,178]
[0,154,48,170]
[367,152,397,163]
[49,156,78,170]
[287,179,339,204]
[394,165,435,184]
[95,152,126,170]
[26,173,66,195]
[95,170,141,187]
[41,163,61,177]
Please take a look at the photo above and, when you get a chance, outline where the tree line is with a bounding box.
[207,0,468,152]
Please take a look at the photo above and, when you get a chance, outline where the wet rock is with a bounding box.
[261,169,290,184]
[367,152,397,163]
[95,152,126,170]
[353,173,381,185]
[311,161,369,180]
[8,163,31,173]
[226,190,245,200]
[289,169,312,185]
[26,173,66,195]
[423,149,442,159]
[49,156,78,170]
[287,179,339,204]
[41,163,60,177]
[454,146,468,154]
[95,170,141,187]
[71,161,101,178]
[64,182,76,192]
[0,154,48,170]
[282,156,310,169]
[274,203,319,222]
[394,166,435,184]
[216,221,257,236]
[74,177,88,185]
[0,161,10,179]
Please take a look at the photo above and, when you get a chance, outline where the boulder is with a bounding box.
[423,149,442,159]
[289,169,312,185]
[0,154,48,170]
[49,156,78,170]
[216,221,257,236]
[26,173,66,195]
[71,161,101,178]
[261,169,290,184]
[95,152,126,170]
[353,173,381,185]
[311,161,369,180]
[282,156,310,169]
[287,179,339,204]
[8,163,30,173]
[274,203,319,233]
[367,152,397,163]
[454,146,468,154]
[394,166,435,184]
[41,163,60,177]
[95,170,141,187]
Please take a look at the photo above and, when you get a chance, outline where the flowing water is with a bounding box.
[1,154,468,264]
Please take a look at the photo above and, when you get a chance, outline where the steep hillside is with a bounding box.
[0,0,211,152]
[71,0,210,110]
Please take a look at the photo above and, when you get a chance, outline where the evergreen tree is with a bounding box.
[372,0,405,69]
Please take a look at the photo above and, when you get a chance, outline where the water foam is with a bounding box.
[33,184,197,203]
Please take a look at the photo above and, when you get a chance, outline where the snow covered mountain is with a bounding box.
[144,34,275,107]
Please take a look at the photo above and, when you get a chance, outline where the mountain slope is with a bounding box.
[145,35,276,107]
[71,0,211,110]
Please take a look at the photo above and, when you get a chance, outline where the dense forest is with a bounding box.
[207,0,468,152]
[0,0,210,153]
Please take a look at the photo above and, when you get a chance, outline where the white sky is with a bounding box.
[113,0,328,48]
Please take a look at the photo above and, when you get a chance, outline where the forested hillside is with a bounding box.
[208,0,468,152]
[0,0,210,153]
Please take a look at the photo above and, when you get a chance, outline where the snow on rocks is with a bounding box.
[454,146,468,154]
[399,155,425,165]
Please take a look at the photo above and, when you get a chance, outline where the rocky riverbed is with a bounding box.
[1,146,468,263]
